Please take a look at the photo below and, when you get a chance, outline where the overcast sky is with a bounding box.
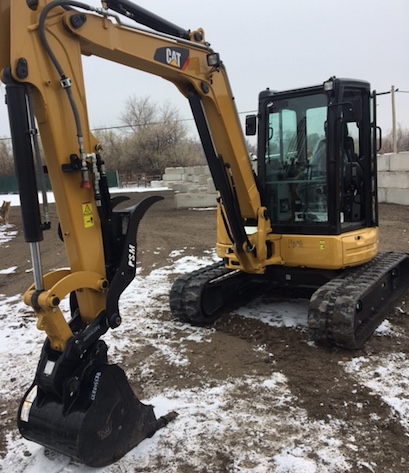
[1,0,408,141]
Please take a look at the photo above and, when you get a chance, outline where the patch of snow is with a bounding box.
[0,266,18,275]
[0,186,169,209]
[342,353,409,430]
[191,207,217,211]
[233,296,309,329]
[0,224,17,246]
[375,319,402,337]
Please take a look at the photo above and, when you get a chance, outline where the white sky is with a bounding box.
[1,0,408,140]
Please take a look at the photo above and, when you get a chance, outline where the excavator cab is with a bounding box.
[248,77,378,237]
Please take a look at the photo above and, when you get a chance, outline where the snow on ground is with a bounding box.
[0,256,353,473]
[1,187,169,206]
[232,297,310,329]
[1,200,409,472]
[0,224,17,247]
[342,354,409,431]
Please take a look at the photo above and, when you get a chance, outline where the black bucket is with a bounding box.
[18,345,160,467]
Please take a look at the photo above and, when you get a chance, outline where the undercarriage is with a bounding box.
[170,253,409,349]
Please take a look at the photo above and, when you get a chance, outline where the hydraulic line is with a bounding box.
[38,1,101,187]
[104,0,191,39]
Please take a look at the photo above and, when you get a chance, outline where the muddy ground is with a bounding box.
[0,191,408,471]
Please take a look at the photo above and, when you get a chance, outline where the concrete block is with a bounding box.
[175,192,218,209]
[207,178,217,194]
[163,173,183,181]
[378,171,409,189]
[165,167,184,174]
[389,152,409,171]
[204,166,211,176]
[377,172,388,188]
[384,188,409,206]
[377,187,386,203]
[173,183,190,193]
[150,180,166,188]
[193,165,207,175]
[185,167,194,175]
[197,175,209,185]
[377,154,390,172]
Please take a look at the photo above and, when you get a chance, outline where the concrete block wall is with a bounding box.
[151,154,409,208]
[151,165,218,208]
[377,152,409,205]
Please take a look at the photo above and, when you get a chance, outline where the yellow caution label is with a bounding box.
[82,202,94,228]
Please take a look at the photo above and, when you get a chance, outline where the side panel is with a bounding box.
[280,229,378,269]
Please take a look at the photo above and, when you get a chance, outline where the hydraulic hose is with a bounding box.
[38,1,101,187]
[38,1,95,142]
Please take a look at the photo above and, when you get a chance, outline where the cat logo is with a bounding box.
[154,47,190,71]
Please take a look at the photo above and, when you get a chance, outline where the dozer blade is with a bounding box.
[17,341,171,467]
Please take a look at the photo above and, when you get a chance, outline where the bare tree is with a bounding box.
[93,129,127,172]
[115,96,204,175]
[121,96,156,132]
[379,124,409,153]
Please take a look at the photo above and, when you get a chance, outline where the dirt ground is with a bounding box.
[0,191,409,471]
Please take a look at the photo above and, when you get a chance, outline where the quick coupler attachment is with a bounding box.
[17,341,174,467]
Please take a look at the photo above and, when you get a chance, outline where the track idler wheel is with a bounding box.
[17,341,173,467]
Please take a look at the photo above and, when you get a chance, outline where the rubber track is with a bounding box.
[169,262,227,324]
[169,262,244,325]
[308,252,409,349]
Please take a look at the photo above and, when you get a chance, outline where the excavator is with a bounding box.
[170,78,409,348]
[0,0,408,467]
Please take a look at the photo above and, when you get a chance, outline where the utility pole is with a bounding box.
[377,86,400,153]
[391,85,397,153]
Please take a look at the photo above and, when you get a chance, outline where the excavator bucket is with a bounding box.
[17,341,165,467]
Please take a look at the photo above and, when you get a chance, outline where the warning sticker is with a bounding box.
[82,202,94,228]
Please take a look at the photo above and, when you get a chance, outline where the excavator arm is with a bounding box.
[0,0,271,466]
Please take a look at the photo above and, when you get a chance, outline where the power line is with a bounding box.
[92,109,257,132]
[0,109,258,140]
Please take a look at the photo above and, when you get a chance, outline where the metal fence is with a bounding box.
[0,171,119,194]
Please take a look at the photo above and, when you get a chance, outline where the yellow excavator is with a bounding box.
[0,0,408,467]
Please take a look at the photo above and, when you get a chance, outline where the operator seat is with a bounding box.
[345,136,358,162]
